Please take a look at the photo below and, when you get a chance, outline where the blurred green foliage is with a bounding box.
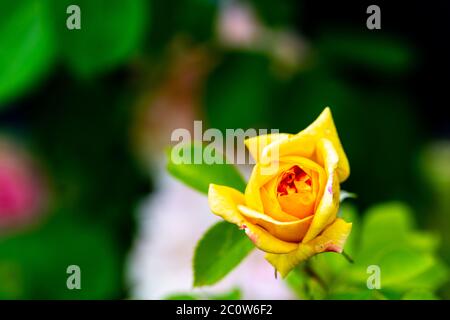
[0,214,120,299]
[205,53,274,131]
[0,0,55,107]
[287,203,448,300]
[0,77,149,298]
[0,0,150,298]
[166,288,242,300]
[317,31,414,74]
[0,0,149,107]
[419,142,450,298]
[50,0,148,77]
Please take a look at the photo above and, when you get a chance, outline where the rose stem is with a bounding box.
[303,263,328,295]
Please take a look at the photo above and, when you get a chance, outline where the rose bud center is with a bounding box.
[276,165,317,219]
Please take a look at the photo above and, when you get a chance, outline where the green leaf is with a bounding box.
[408,232,440,253]
[374,249,435,288]
[165,293,197,300]
[405,260,448,291]
[324,202,448,297]
[327,289,385,300]
[358,202,414,260]
[210,288,242,300]
[294,202,449,299]
[165,288,241,300]
[0,0,55,106]
[343,247,437,291]
[402,289,439,300]
[167,142,246,194]
[52,0,148,77]
[193,221,254,287]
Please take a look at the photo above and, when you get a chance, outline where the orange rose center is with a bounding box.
[276,165,316,219]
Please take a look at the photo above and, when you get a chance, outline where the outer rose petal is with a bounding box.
[262,107,350,182]
[265,218,352,277]
[237,205,313,242]
[243,223,299,254]
[301,107,349,182]
[208,184,246,225]
[244,133,292,163]
[302,138,340,242]
[208,184,299,254]
[261,134,316,166]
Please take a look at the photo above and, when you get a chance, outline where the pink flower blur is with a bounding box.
[0,139,47,229]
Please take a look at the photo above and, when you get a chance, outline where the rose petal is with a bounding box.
[208,184,246,225]
[208,184,298,254]
[238,205,313,242]
[260,184,299,222]
[265,218,352,277]
[245,163,291,212]
[261,107,350,182]
[261,134,316,166]
[243,223,299,254]
[302,138,341,242]
[277,192,315,219]
[244,133,292,163]
[261,156,326,221]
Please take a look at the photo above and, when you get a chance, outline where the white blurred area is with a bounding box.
[126,0,305,299]
[127,166,295,299]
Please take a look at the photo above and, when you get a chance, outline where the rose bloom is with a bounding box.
[208,107,352,277]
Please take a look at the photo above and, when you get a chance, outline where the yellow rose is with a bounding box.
[208,107,352,277]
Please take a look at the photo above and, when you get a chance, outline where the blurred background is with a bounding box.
[0,0,449,299]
